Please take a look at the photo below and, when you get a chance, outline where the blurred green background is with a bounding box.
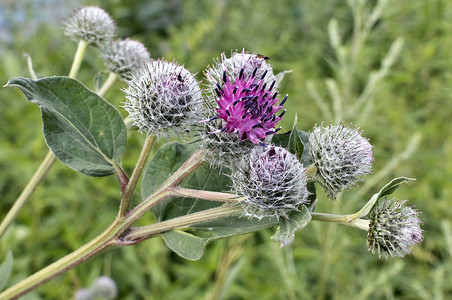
[1,0,451,299]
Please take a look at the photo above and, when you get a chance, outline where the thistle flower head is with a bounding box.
[367,198,423,259]
[123,59,203,138]
[308,122,373,199]
[233,146,309,219]
[205,49,276,90]
[63,6,116,46]
[100,38,150,81]
[90,276,118,300]
[199,51,287,167]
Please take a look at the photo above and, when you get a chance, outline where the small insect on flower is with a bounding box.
[308,122,373,200]
[233,146,310,219]
[63,6,116,46]
[123,59,203,139]
[255,53,270,60]
[367,198,423,259]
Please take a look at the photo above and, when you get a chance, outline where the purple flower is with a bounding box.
[203,68,286,145]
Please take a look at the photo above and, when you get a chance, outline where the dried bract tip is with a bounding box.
[233,146,310,219]
[123,59,203,138]
[101,38,150,81]
[63,6,116,46]
[308,122,373,199]
[367,198,423,259]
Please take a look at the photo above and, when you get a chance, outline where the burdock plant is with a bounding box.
[0,6,423,299]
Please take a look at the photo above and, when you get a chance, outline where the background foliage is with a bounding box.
[1,0,451,299]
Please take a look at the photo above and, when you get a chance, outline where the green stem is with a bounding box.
[0,151,56,238]
[169,186,241,203]
[0,150,208,299]
[0,39,91,240]
[310,212,369,231]
[119,134,156,216]
[0,218,123,300]
[98,72,117,97]
[123,204,243,242]
[124,149,207,223]
[68,40,88,79]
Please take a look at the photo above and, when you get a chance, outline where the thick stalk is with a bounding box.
[119,134,156,216]
[124,149,207,223]
[0,219,123,299]
[0,39,90,239]
[98,72,117,97]
[0,152,56,238]
[169,186,241,203]
[68,40,88,78]
[311,212,369,231]
[123,204,243,242]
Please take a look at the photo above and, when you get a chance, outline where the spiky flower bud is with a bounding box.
[232,146,309,219]
[100,38,150,81]
[200,51,287,167]
[367,198,423,259]
[63,6,116,46]
[90,276,118,299]
[308,122,373,199]
[74,289,94,300]
[123,59,203,138]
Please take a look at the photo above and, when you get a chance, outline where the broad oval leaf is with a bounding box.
[7,77,127,177]
[142,142,278,260]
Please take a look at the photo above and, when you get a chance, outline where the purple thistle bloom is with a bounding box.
[204,68,286,145]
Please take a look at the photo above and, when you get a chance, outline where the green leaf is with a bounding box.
[356,177,416,218]
[287,116,304,161]
[272,128,312,167]
[270,205,311,247]
[0,251,13,291]
[7,77,127,177]
[142,142,278,260]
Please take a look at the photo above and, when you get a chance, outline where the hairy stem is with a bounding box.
[123,204,243,242]
[169,186,241,203]
[119,134,156,216]
[68,40,88,78]
[0,149,208,299]
[0,151,56,238]
[311,212,369,231]
[98,72,117,97]
[0,219,122,299]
